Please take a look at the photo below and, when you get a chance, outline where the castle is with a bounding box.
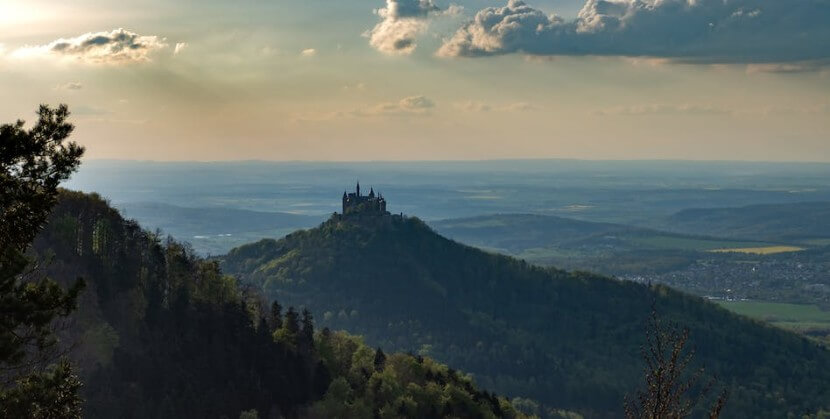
[342,182,388,216]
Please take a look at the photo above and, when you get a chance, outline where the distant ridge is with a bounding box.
[665,201,830,242]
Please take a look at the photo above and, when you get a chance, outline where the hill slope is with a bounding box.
[35,191,524,418]
[223,214,830,418]
[665,201,830,243]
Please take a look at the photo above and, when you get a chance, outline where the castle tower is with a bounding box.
[341,182,389,216]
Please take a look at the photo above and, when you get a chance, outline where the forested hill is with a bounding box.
[664,201,830,242]
[35,191,525,418]
[223,213,830,418]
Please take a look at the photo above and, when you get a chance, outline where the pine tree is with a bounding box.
[284,307,300,334]
[301,308,314,344]
[270,301,283,332]
[0,105,86,417]
[373,348,386,372]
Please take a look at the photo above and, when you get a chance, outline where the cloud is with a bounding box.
[301,48,317,57]
[367,0,457,55]
[454,101,536,112]
[294,95,436,121]
[12,28,168,64]
[174,42,188,55]
[55,82,83,91]
[356,95,436,116]
[454,101,492,112]
[595,103,732,116]
[746,61,830,74]
[438,0,830,63]
[343,82,367,91]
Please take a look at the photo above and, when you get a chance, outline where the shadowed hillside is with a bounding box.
[222,213,830,418]
[34,191,525,419]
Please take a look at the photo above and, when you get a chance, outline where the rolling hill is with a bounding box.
[222,213,830,418]
[664,201,830,243]
[430,213,777,273]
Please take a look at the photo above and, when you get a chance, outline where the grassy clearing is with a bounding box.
[626,235,766,251]
[800,238,830,246]
[709,245,804,255]
[718,301,830,331]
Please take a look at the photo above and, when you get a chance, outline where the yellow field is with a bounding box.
[709,245,804,255]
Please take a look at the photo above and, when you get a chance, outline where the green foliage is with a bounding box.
[311,331,525,419]
[32,191,521,418]
[0,359,83,419]
[0,104,85,251]
[0,105,85,418]
[223,214,830,418]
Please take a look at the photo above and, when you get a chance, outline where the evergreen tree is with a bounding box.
[0,105,85,417]
[373,348,386,372]
[284,307,300,334]
[301,308,314,344]
[0,359,83,419]
[1,104,85,250]
[270,301,283,331]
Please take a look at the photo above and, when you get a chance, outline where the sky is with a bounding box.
[0,0,828,162]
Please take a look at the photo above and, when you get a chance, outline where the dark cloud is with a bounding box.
[438,0,830,63]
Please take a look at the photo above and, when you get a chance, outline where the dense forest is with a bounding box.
[223,214,830,418]
[32,191,525,418]
[1,106,523,418]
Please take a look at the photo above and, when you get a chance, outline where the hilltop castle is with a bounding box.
[342,182,388,216]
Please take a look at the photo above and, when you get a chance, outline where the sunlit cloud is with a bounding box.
[354,95,436,116]
[174,42,188,55]
[11,28,168,64]
[746,61,830,74]
[301,48,317,57]
[454,101,536,112]
[55,82,83,91]
[454,101,492,112]
[595,104,733,116]
[366,0,460,55]
[293,95,436,122]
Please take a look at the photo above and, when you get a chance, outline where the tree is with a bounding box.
[373,348,386,372]
[284,307,300,334]
[270,301,283,331]
[0,105,85,417]
[625,307,727,419]
[301,308,314,344]
[1,104,85,251]
[0,360,82,419]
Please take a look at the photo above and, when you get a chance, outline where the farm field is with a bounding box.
[626,235,770,251]
[709,245,804,255]
[718,301,830,344]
